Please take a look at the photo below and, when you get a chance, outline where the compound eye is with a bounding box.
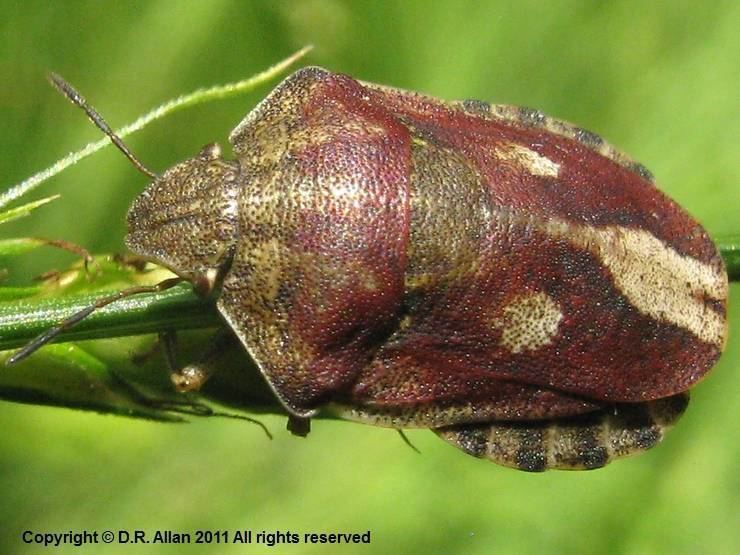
[191,267,220,298]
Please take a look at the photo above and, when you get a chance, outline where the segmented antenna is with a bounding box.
[3,75,175,366]
[47,72,158,179]
[6,277,184,366]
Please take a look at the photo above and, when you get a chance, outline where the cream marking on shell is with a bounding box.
[223,197,240,220]
[246,238,286,304]
[602,413,614,461]
[286,120,390,155]
[330,401,483,429]
[544,422,557,470]
[545,220,727,347]
[360,271,380,292]
[404,272,436,290]
[494,143,560,177]
[493,292,564,353]
[326,176,366,212]
[243,176,284,228]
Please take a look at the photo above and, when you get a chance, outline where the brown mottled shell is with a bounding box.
[126,67,728,470]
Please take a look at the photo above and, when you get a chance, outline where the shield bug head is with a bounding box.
[125,143,240,297]
[9,67,729,471]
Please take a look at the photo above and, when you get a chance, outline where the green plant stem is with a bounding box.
[720,237,740,282]
[0,284,215,351]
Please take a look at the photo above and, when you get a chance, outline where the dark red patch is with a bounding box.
[364,84,719,264]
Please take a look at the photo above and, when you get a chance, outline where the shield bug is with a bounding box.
[10,67,728,471]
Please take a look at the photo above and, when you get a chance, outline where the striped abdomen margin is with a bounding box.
[434,394,689,471]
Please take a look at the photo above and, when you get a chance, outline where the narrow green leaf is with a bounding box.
[0,286,42,302]
[0,342,187,421]
[0,195,59,225]
[0,238,48,257]
[0,47,312,210]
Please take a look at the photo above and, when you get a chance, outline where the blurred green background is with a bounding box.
[1,1,738,554]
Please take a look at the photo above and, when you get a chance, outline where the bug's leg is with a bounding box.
[111,252,150,272]
[26,238,99,283]
[434,393,689,472]
[105,366,273,437]
[115,329,271,435]
[169,329,231,392]
[396,429,421,453]
[129,333,167,366]
[287,415,311,437]
[107,367,213,417]
[158,330,179,371]
[39,238,98,275]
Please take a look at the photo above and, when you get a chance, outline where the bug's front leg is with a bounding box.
[165,329,313,437]
[165,329,233,392]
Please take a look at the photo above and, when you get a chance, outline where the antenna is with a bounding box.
[48,72,158,179]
